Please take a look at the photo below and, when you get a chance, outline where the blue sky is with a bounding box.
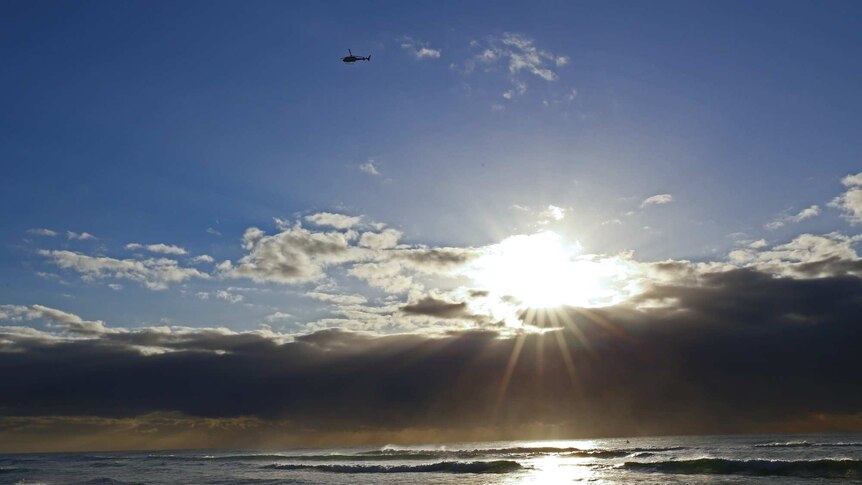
[2,0,861,331]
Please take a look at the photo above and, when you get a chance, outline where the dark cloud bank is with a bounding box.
[2,267,861,452]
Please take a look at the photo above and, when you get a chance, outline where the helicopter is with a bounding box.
[341,49,371,63]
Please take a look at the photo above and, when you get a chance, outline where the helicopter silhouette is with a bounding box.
[341,49,370,63]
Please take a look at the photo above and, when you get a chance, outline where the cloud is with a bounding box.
[215,290,243,304]
[829,172,862,224]
[349,260,416,293]
[400,295,475,320]
[0,304,111,336]
[26,228,58,237]
[749,239,768,249]
[196,290,243,304]
[502,80,527,99]
[126,243,188,255]
[224,219,475,293]
[39,250,208,290]
[306,292,368,306]
[191,255,215,264]
[224,223,370,284]
[358,228,402,249]
[264,311,292,323]
[304,212,362,230]
[765,204,821,230]
[499,32,560,81]
[640,194,674,208]
[206,227,222,236]
[463,33,568,100]
[2,269,861,451]
[359,160,380,176]
[727,232,862,278]
[537,204,566,223]
[66,231,96,240]
[400,36,441,59]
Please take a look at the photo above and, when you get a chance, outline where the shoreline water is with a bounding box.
[2,432,860,484]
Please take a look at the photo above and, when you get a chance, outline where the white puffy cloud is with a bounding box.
[67,231,96,240]
[126,243,188,255]
[191,255,215,264]
[264,312,292,323]
[749,239,769,249]
[537,204,566,223]
[727,232,862,278]
[829,172,862,225]
[225,224,371,284]
[349,260,417,294]
[359,160,380,176]
[358,228,402,250]
[304,212,362,230]
[39,250,208,290]
[640,194,674,208]
[400,36,441,59]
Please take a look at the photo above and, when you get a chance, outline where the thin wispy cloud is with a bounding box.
[765,204,821,230]
[26,228,58,237]
[126,243,188,255]
[640,194,674,208]
[462,32,569,100]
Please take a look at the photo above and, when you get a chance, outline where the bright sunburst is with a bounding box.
[467,231,639,310]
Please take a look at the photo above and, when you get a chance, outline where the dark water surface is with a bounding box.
[2,433,861,484]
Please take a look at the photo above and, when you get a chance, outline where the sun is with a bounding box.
[466,231,637,309]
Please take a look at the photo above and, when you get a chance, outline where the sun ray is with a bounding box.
[494,332,527,415]
[547,310,580,391]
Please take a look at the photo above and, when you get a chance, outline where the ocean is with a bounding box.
[2,433,860,484]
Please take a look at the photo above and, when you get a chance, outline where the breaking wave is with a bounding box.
[72,479,146,485]
[754,441,862,448]
[358,445,682,458]
[623,458,862,478]
[146,445,679,463]
[264,460,524,474]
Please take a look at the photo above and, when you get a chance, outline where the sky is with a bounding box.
[1,0,862,452]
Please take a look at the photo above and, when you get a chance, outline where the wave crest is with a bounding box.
[754,441,862,448]
[264,460,524,474]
